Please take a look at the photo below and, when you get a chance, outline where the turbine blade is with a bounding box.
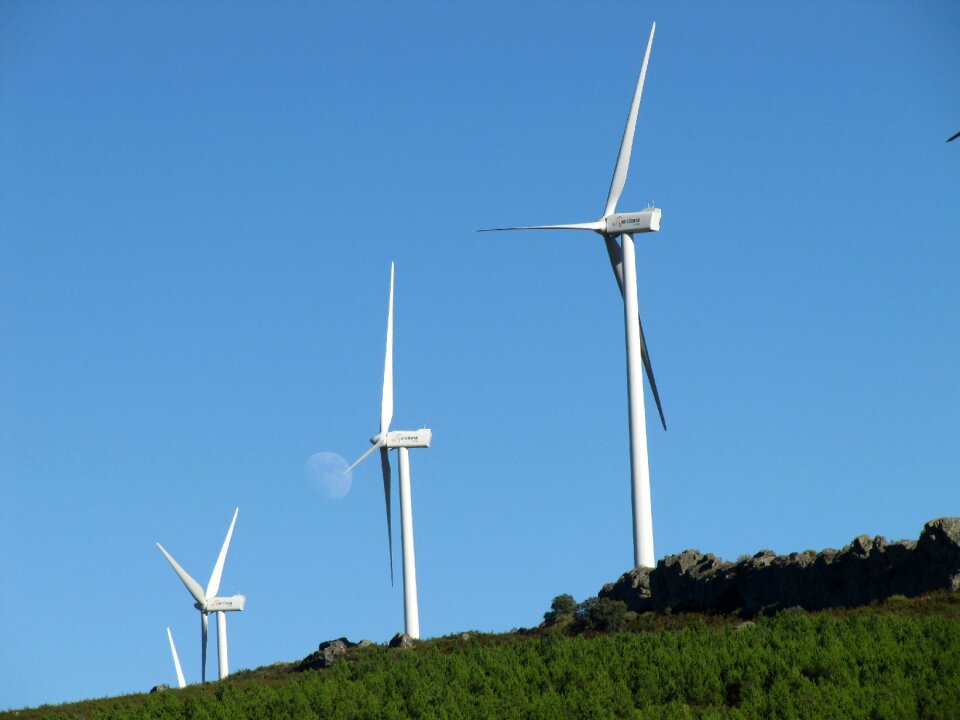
[478,222,603,232]
[201,613,208,684]
[345,441,380,475]
[381,447,394,586]
[948,130,960,143]
[604,236,666,430]
[167,627,186,689]
[157,543,206,607]
[604,21,656,217]
[381,263,394,437]
[604,234,626,292]
[206,508,239,599]
[638,314,667,431]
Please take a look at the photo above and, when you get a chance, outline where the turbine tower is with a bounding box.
[346,262,432,638]
[157,508,246,682]
[481,22,664,569]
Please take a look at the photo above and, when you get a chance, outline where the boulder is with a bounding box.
[599,566,652,612]
[297,637,356,670]
[916,517,960,591]
[389,632,416,648]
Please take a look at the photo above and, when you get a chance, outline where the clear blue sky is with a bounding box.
[2,0,958,710]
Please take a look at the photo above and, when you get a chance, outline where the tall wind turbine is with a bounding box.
[346,262,432,639]
[166,627,187,689]
[481,22,664,569]
[157,508,246,682]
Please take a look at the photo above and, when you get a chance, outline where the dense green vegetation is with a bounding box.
[8,592,959,720]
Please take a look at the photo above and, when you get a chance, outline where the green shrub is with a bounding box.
[543,594,578,625]
[576,597,629,633]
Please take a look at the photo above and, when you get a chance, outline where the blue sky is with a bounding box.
[2,0,958,710]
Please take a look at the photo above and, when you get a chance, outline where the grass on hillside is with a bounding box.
[6,591,959,720]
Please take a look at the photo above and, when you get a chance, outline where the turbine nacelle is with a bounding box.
[194,595,246,613]
[352,428,433,473]
[367,430,433,449]
[603,208,661,236]
[386,429,432,449]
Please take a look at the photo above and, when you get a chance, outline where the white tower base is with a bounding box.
[621,233,655,568]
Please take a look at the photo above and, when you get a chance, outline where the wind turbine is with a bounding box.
[166,627,186,689]
[345,262,432,639]
[157,508,245,682]
[481,22,664,569]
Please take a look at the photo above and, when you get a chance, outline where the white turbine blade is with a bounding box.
[381,447,394,586]
[167,627,186,689]
[478,221,603,232]
[345,441,381,475]
[604,21,656,217]
[157,543,206,607]
[380,263,394,437]
[206,508,239,599]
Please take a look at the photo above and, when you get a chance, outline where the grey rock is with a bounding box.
[916,517,960,590]
[850,535,873,556]
[149,685,169,694]
[650,551,735,613]
[597,517,960,619]
[297,637,356,671]
[599,566,652,612]
[356,639,375,648]
[389,632,416,648]
[738,550,813,615]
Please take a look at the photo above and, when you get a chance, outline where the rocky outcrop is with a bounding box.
[389,632,417,649]
[297,637,356,670]
[599,517,960,617]
[916,517,960,591]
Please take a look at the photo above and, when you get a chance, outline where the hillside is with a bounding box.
[5,591,959,720]
[8,519,959,719]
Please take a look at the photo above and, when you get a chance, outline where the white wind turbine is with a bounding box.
[482,22,664,569]
[157,508,246,682]
[345,262,432,639]
[166,627,186,689]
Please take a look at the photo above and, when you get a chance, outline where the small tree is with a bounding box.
[543,594,578,625]
[576,597,628,632]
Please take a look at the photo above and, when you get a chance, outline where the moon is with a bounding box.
[306,452,352,499]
